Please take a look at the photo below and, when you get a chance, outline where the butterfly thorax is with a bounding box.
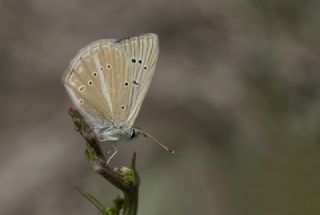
[94,126,134,141]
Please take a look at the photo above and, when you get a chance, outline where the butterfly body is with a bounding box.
[63,33,159,142]
[94,126,135,141]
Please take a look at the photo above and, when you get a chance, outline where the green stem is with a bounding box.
[122,152,140,215]
[68,107,140,215]
[122,190,138,215]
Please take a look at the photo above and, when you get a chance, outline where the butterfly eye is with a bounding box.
[124,81,129,86]
[130,129,137,139]
[79,99,84,104]
[88,80,93,86]
[138,60,142,64]
[107,64,112,69]
[143,65,147,70]
[79,85,86,92]
[121,106,125,110]
[92,72,98,77]
[131,58,136,63]
[100,67,104,71]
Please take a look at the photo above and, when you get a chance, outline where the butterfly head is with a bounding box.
[129,128,140,140]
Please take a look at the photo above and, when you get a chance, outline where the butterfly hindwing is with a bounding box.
[64,40,134,128]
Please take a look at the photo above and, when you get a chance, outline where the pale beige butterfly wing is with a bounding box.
[119,33,159,128]
[63,39,134,129]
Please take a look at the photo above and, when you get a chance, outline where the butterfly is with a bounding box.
[63,33,173,162]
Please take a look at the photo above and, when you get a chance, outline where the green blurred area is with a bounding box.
[0,0,320,215]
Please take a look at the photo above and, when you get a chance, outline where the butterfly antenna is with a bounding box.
[135,129,175,154]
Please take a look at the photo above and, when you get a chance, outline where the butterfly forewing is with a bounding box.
[64,40,134,128]
[119,33,159,128]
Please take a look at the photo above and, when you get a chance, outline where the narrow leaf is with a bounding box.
[76,187,109,215]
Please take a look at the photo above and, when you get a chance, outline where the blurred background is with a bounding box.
[1,0,320,214]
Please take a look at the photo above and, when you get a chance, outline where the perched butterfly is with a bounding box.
[63,33,174,162]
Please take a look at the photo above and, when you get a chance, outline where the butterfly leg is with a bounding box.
[106,142,118,164]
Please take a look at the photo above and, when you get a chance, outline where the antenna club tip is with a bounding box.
[169,149,175,154]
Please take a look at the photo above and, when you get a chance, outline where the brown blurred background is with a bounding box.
[1,0,320,214]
